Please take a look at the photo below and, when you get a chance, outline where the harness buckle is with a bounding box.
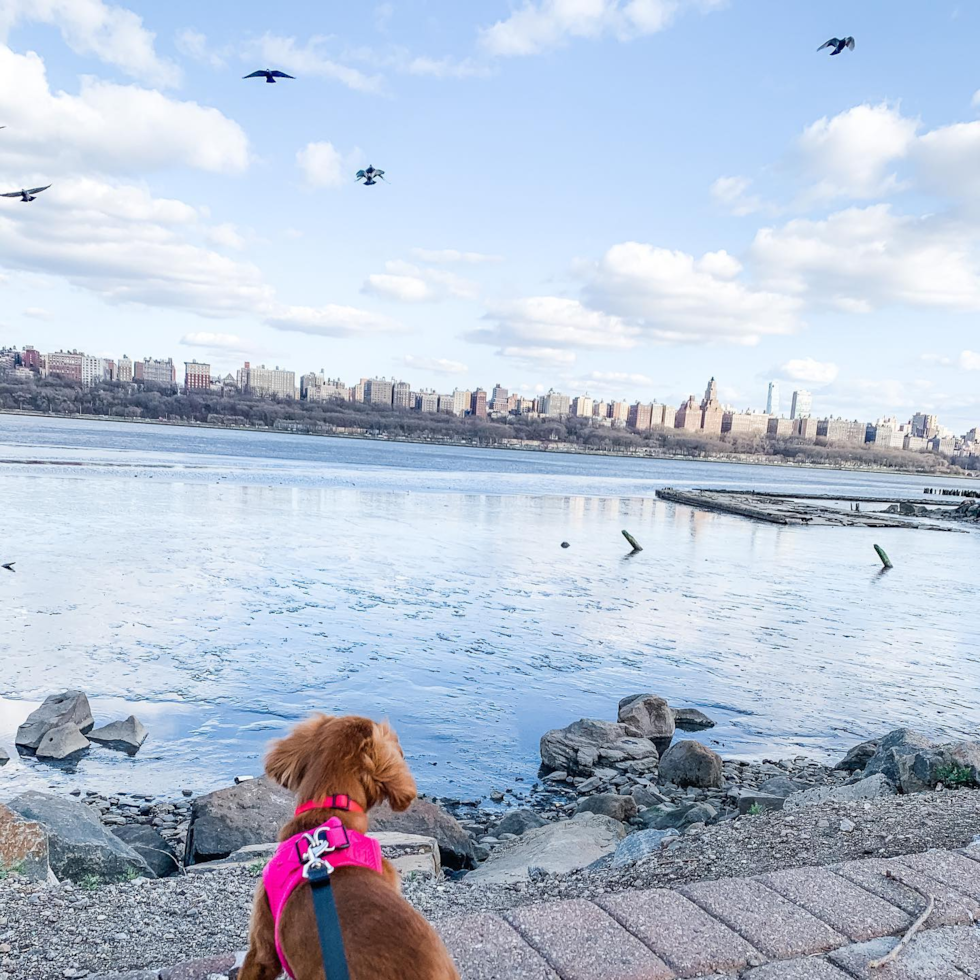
[297,822,351,879]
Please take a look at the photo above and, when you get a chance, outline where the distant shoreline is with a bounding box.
[1,407,976,482]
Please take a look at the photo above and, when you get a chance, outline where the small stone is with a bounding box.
[560,541,570,549]
[840,818,856,833]
[490,791,505,802]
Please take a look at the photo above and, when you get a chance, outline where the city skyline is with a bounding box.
[3,3,980,428]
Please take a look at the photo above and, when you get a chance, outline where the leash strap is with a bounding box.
[307,864,351,980]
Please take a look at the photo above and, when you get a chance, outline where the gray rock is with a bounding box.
[658,740,723,788]
[671,707,717,731]
[7,791,150,883]
[617,695,675,754]
[0,802,52,882]
[493,809,546,838]
[757,776,811,798]
[941,741,980,786]
[370,798,477,870]
[835,738,879,772]
[88,716,148,755]
[862,729,936,789]
[637,802,716,830]
[15,691,94,749]
[630,785,670,808]
[783,773,896,809]
[35,723,90,760]
[466,813,625,884]
[576,775,603,794]
[840,818,857,833]
[574,793,638,823]
[611,828,677,867]
[0,746,8,766]
[184,776,293,866]
[111,825,179,879]
[737,792,786,815]
[539,718,658,776]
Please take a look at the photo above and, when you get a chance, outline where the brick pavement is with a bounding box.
[95,847,980,980]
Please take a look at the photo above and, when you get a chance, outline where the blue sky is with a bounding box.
[1,0,979,429]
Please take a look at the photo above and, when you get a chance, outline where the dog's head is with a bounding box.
[264,714,417,812]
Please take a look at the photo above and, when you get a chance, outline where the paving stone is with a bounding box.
[507,899,674,980]
[598,887,761,977]
[743,958,853,980]
[757,865,911,942]
[894,849,980,901]
[680,878,846,960]
[827,926,980,980]
[436,913,559,980]
[832,858,980,928]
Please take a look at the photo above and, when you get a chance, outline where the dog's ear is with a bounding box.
[363,721,417,812]
[265,715,329,791]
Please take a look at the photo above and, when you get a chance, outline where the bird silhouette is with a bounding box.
[355,166,387,186]
[2,562,14,572]
[1,185,51,202]
[243,70,295,83]
[817,37,855,56]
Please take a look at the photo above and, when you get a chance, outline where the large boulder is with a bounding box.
[637,802,716,830]
[862,729,936,790]
[0,803,52,882]
[15,691,94,750]
[611,829,677,868]
[184,777,293,866]
[574,794,638,823]
[0,746,9,766]
[941,741,980,786]
[783,773,896,809]
[658,740,723,788]
[617,695,675,753]
[493,809,546,838]
[466,813,625,884]
[835,738,879,772]
[758,776,812,798]
[35,723,90,760]
[671,708,716,731]
[370,798,476,870]
[540,719,658,776]
[89,716,148,755]
[111,825,179,879]
[370,833,441,878]
[6,791,149,883]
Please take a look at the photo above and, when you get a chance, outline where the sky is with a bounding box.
[1,1,980,430]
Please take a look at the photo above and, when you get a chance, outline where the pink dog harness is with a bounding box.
[263,816,384,979]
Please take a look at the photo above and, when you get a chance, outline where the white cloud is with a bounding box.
[479,0,721,57]
[586,370,655,386]
[920,352,955,366]
[24,307,53,319]
[751,205,980,312]
[500,345,577,367]
[797,103,917,202]
[0,0,180,87]
[364,273,432,303]
[405,56,492,79]
[402,354,469,375]
[296,141,350,188]
[778,357,839,386]
[374,3,394,32]
[175,29,227,69]
[363,260,478,302]
[265,304,403,338]
[913,120,980,201]
[961,350,980,370]
[0,46,249,176]
[410,248,502,264]
[710,175,766,216]
[251,34,384,94]
[204,223,247,251]
[586,241,801,344]
[180,332,252,351]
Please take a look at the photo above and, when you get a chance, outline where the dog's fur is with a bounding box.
[239,714,460,980]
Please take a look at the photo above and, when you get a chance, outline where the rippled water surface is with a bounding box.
[1,414,977,799]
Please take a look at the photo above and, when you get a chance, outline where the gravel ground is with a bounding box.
[2,789,978,980]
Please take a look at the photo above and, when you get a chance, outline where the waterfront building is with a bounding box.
[592,400,608,418]
[767,417,794,439]
[490,384,509,413]
[817,418,866,444]
[929,435,955,455]
[45,350,84,382]
[652,403,676,429]
[20,347,41,372]
[393,380,413,410]
[675,395,701,431]
[81,354,110,387]
[793,416,819,442]
[868,418,904,449]
[417,390,439,413]
[184,360,211,391]
[471,389,488,419]
[722,411,771,436]
[766,381,780,416]
[364,377,394,406]
[237,363,296,399]
[790,390,813,420]
[912,412,940,439]
[628,402,653,431]
[452,389,471,417]
[608,400,629,423]
[137,358,176,386]
[700,377,724,435]
[540,390,571,418]
[571,395,593,418]
[117,356,133,383]
[904,435,929,452]
[437,393,456,414]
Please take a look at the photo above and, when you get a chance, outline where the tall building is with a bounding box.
[651,403,676,429]
[766,381,780,416]
[540,390,571,418]
[700,377,724,435]
[793,417,819,442]
[790,390,813,420]
[912,412,940,439]
[490,384,509,413]
[45,351,83,382]
[768,417,794,439]
[301,372,346,401]
[608,400,629,422]
[452,389,471,417]
[722,411,771,436]
[817,418,866,445]
[117,355,133,383]
[364,377,394,406]
[137,358,176,386]
[592,400,608,418]
[81,354,110,387]
[675,395,701,431]
[184,360,211,391]
[628,403,654,431]
[437,393,456,414]
[471,389,488,419]
[416,390,439,413]
[392,380,413,410]
[20,347,41,372]
[571,395,593,418]
[237,363,295,399]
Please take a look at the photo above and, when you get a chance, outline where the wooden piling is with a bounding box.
[622,530,643,552]
[874,544,893,569]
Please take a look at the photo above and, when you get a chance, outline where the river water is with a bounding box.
[0,414,977,800]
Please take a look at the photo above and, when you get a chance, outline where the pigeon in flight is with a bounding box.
[817,37,855,56]
[243,69,295,83]
[1,562,14,572]
[356,166,387,186]
[2,185,51,202]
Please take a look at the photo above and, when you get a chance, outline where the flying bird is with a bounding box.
[817,36,855,56]
[1,185,51,202]
[356,166,386,186]
[243,69,295,83]
[2,562,14,572]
